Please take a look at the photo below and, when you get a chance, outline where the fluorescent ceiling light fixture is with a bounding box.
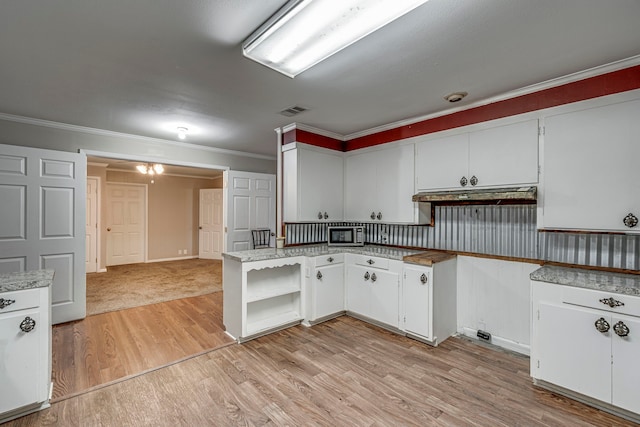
[242,0,429,78]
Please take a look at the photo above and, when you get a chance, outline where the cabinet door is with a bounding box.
[416,133,469,191]
[313,263,345,320]
[369,269,399,327]
[536,302,611,403]
[468,119,538,188]
[344,151,378,221]
[346,265,371,317]
[543,99,640,232]
[299,148,343,221]
[403,265,432,339]
[611,314,640,414]
[376,144,415,223]
[0,309,45,414]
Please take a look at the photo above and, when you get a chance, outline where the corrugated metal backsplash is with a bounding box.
[285,205,640,271]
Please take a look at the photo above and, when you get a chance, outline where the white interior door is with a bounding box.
[106,183,146,266]
[224,171,276,252]
[0,143,86,324]
[199,188,223,260]
[85,177,98,273]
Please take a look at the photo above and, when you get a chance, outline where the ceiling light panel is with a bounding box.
[243,0,429,78]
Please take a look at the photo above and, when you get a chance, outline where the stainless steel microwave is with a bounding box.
[327,226,365,247]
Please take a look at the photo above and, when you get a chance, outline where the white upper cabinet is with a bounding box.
[416,119,539,191]
[283,143,344,222]
[344,143,415,223]
[541,98,640,233]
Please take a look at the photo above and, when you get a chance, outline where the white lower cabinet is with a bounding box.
[531,280,640,419]
[305,254,345,323]
[402,260,457,346]
[346,255,401,329]
[0,286,51,423]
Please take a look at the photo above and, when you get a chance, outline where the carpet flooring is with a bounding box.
[86,258,222,316]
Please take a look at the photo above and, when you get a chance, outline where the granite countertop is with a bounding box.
[531,265,640,297]
[0,269,55,293]
[223,244,423,263]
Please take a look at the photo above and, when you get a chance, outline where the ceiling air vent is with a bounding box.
[279,105,308,117]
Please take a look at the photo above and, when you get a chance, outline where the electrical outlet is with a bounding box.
[183,249,187,254]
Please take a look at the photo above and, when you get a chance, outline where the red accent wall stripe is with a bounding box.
[283,128,344,151]
[345,65,640,151]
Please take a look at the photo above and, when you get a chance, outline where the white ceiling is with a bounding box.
[1,0,639,157]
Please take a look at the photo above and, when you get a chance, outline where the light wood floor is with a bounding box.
[51,292,234,400]
[7,314,635,426]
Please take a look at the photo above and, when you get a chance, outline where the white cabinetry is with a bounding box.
[0,286,51,423]
[541,99,640,233]
[402,259,457,346]
[283,143,343,222]
[346,254,401,328]
[344,144,415,223]
[223,257,304,342]
[416,119,538,191]
[531,280,640,419]
[305,254,345,324]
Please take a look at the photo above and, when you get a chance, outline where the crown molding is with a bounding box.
[0,112,276,161]
[344,55,640,140]
[281,122,345,141]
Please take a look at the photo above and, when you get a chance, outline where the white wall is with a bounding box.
[457,256,540,355]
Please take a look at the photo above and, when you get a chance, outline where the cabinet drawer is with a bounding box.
[0,288,41,314]
[315,253,344,267]
[352,255,389,270]
[562,286,640,318]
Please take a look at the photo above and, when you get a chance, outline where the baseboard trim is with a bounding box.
[146,256,198,263]
[460,327,530,356]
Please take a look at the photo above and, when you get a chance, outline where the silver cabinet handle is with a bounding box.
[594,317,610,333]
[318,212,323,220]
[316,271,322,280]
[20,316,36,333]
[460,176,468,187]
[324,212,329,219]
[370,211,376,220]
[0,298,16,309]
[623,213,638,228]
[420,273,428,284]
[613,321,630,337]
[327,257,334,263]
[364,272,370,281]
[470,175,478,186]
[376,212,382,220]
[366,259,374,265]
[599,297,624,308]
[371,272,377,282]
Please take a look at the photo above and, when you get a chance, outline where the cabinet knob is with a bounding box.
[20,316,36,333]
[370,212,376,220]
[623,213,638,228]
[316,271,323,280]
[599,297,624,308]
[613,321,630,337]
[420,273,428,284]
[327,257,334,263]
[460,176,468,187]
[318,212,323,220]
[324,212,329,219]
[371,272,377,282]
[366,259,375,265]
[470,175,478,186]
[0,298,16,309]
[376,212,382,220]
[594,317,610,333]
[364,272,370,281]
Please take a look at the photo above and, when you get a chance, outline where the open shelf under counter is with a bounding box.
[246,263,302,303]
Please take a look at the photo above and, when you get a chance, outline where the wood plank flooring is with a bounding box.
[8,315,635,426]
[51,292,234,400]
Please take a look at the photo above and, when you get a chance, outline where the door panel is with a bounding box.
[199,188,223,260]
[106,183,145,266]
[612,314,640,414]
[0,143,85,324]
[85,177,98,273]
[224,171,276,251]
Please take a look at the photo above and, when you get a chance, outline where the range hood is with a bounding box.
[412,186,537,205]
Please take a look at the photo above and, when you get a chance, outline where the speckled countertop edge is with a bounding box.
[531,265,640,297]
[0,269,55,293]
[223,244,423,263]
